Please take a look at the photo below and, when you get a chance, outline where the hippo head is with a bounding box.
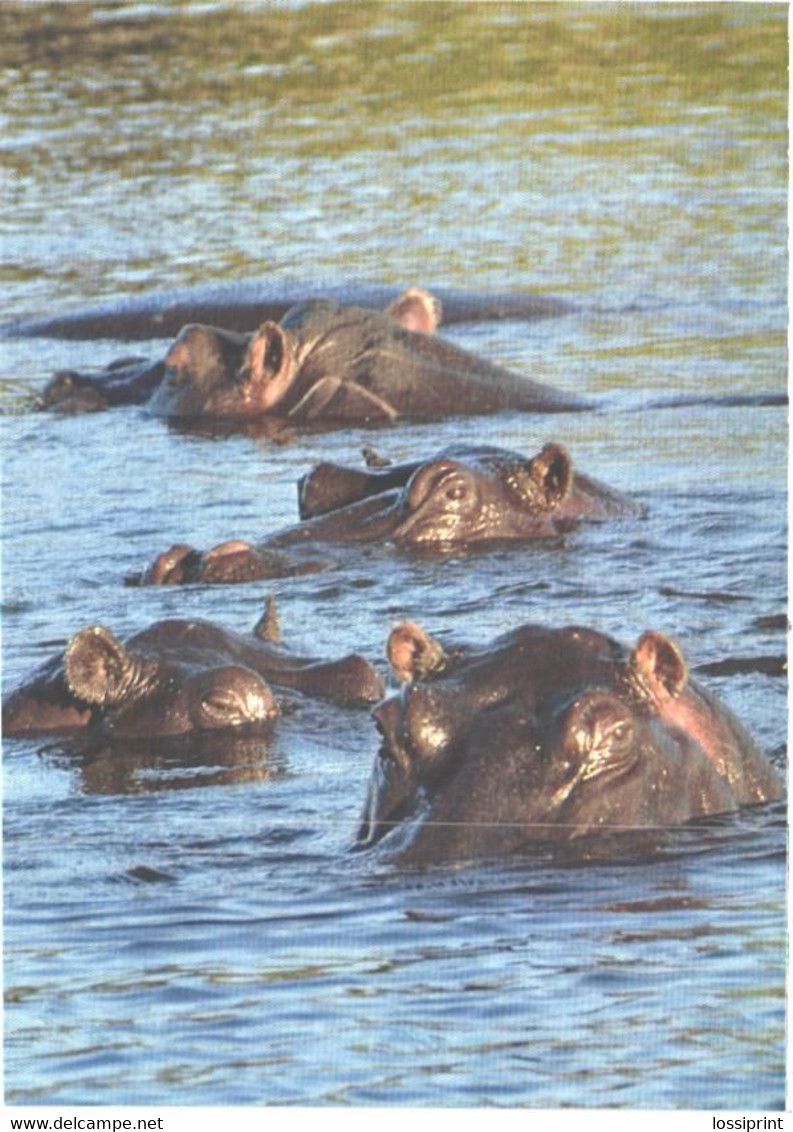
[146,324,289,419]
[355,621,778,863]
[147,288,441,420]
[388,443,575,547]
[64,625,278,738]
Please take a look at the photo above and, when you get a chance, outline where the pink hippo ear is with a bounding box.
[530,443,574,508]
[387,621,447,683]
[385,288,442,334]
[65,626,132,706]
[239,322,297,411]
[633,631,689,700]
[246,322,288,379]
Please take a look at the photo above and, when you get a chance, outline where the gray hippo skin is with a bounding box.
[139,442,642,586]
[356,621,784,864]
[9,280,575,341]
[38,287,588,419]
[2,598,385,739]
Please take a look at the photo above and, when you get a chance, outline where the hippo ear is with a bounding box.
[530,443,574,508]
[245,322,289,382]
[385,288,442,334]
[65,626,132,706]
[387,621,447,683]
[633,631,689,699]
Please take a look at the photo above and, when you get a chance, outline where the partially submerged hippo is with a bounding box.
[2,598,384,739]
[356,621,784,863]
[9,280,575,341]
[37,287,588,420]
[137,442,642,586]
[297,441,643,523]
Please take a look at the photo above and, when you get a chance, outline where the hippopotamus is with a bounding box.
[2,598,384,739]
[36,287,589,420]
[8,280,574,341]
[356,620,784,863]
[136,442,642,586]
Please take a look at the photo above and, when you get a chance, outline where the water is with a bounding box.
[1,0,787,1110]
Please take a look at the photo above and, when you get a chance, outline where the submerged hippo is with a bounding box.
[2,598,384,739]
[37,287,588,420]
[356,620,784,863]
[136,442,642,586]
[9,280,575,341]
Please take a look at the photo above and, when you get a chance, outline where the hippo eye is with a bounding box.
[609,722,632,745]
[194,670,276,729]
[558,688,633,787]
[445,481,468,502]
[198,688,241,721]
[566,696,635,767]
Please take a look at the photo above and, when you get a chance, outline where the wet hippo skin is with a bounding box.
[356,620,784,864]
[137,441,643,586]
[36,287,589,419]
[297,441,643,525]
[2,598,385,739]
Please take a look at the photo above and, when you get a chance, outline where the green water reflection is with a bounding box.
[1,1,786,301]
[2,2,787,122]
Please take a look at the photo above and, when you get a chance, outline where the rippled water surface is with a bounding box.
[1,0,787,1110]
